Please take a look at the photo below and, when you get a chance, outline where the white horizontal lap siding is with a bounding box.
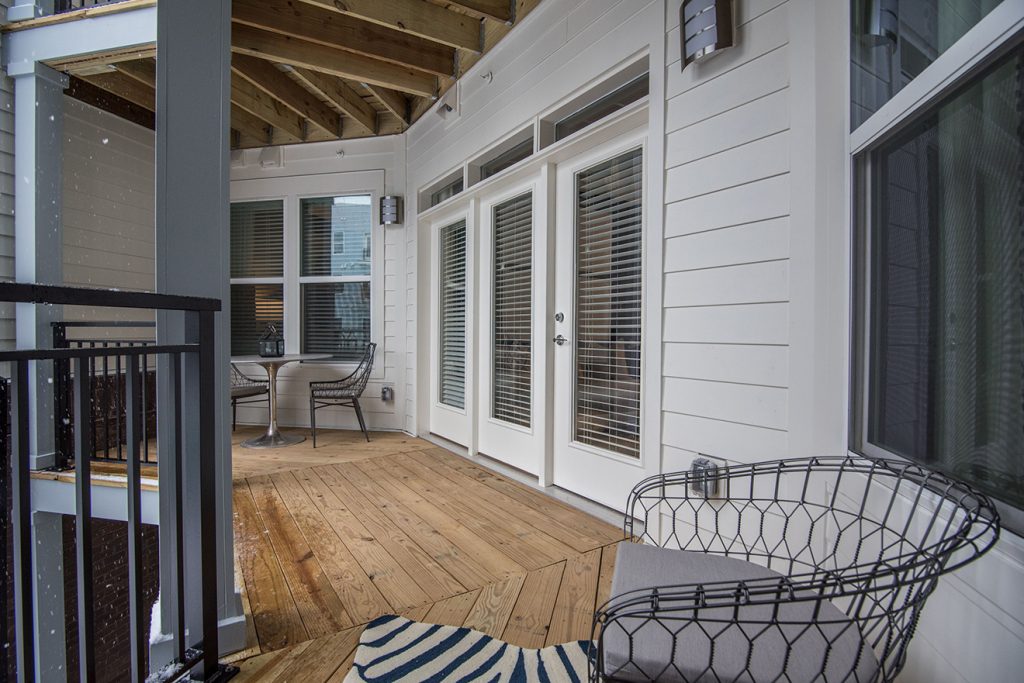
[61,97,156,324]
[661,0,792,468]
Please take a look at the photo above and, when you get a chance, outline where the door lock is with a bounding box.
[554,312,564,323]
[553,335,568,346]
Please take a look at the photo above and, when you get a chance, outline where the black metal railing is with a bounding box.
[54,0,130,14]
[52,321,156,469]
[0,283,232,683]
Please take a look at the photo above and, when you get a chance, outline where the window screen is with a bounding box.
[439,220,467,409]
[574,148,643,458]
[492,193,533,427]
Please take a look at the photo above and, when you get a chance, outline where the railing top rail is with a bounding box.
[0,283,220,312]
[52,320,157,329]
[0,343,198,362]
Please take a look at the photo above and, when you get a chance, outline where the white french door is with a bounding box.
[552,139,656,509]
[477,184,545,474]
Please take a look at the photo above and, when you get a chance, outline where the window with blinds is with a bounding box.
[574,147,643,458]
[439,220,467,409]
[492,193,533,427]
[230,200,285,355]
[300,194,373,361]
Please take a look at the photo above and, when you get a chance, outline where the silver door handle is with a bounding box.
[553,335,568,346]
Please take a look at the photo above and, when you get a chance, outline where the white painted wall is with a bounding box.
[230,135,408,433]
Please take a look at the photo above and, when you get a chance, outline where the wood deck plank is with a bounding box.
[332,461,499,590]
[407,448,604,554]
[462,573,526,639]
[270,471,397,620]
[246,475,355,636]
[309,465,466,601]
[426,447,622,544]
[502,561,566,649]
[351,458,525,581]
[389,454,570,570]
[423,589,482,627]
[271,626,363,682]
[233,482,309,651]
[545,548,601,646]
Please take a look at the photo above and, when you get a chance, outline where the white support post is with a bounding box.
[6,0,54,22]
[13,62,66,471]
[30,512,66,683]
[152,0,245,672]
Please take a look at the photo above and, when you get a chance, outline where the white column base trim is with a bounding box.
[149,606,248,675]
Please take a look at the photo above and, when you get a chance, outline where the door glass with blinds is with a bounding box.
[439,220,467,410]
[300,195,372,361]
[230,200,284,355]
[492,193,533,427]
[574,147,643,458]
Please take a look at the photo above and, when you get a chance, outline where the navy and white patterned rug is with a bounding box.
[344,614,592,682]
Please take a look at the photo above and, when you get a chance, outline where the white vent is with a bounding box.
[492,193,533,427]
[439,220,467,409]
[573,147,644,458]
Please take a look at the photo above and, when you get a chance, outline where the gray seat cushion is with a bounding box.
[604,542,879,682]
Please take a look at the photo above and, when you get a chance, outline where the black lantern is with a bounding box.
[258,323,285,358]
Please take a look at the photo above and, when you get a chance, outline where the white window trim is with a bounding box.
[849,0,1024,532]
[230,170,385,378]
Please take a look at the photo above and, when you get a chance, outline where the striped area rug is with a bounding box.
[344,614,592,682]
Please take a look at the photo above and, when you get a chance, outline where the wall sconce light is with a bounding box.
[380,196,403,225]
[680,0,734,69]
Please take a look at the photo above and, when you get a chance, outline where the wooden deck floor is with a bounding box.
[229,426,623,681]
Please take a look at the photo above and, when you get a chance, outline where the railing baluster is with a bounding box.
[73,356,96,683]
[171,351,187,663]
[115,345,123,461]
[142,350,150,463]
[198,310,219,677]
[89,343,96,463]
[126,353,145,681]
[102,349,109,459]
[11,360,35,683]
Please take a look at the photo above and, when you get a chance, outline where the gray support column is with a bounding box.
[31,512,66,683]
[7,0,54,22]
[152,0,244,672]
[12,62,66,470]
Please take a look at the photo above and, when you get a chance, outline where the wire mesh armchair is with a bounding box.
[230,363,269,431]
[309,342,376,446]
[591,456,1000,682]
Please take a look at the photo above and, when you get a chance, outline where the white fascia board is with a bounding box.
[3,4,156,76]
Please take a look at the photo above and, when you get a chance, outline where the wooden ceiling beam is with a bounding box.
[291,68,378,136]
[363,84,410,126]
[296,0,481,52]
[232,55,341,137]
[232,24,437,98]
[232,0,455,78]
[65,75,155,130]
[445,0,513,23]
[78,71,155,111]
[231,105,272,144]
[114,58,156,89]
[231,73,307,141]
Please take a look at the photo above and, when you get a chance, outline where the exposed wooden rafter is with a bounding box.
[65,75,155,130]
[363,84,411,127]
[231,105,273,144]
[231,72,307,141]
[290,68,378,136]
[78,71,155,111]
[445,0,513,23]
[232,23,438,98]
[232,0,455,78]
[232,55,341,137]
[114,58,156,89]
[297,0,481,52]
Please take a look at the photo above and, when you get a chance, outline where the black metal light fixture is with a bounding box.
[680,0,734,69]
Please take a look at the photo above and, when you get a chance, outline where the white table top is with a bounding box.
[231,353,332,365]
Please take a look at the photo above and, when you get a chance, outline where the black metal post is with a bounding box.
[10,361,34,683]
[73,357,96,683]
[197,310,219,679]
[126,354,145,680]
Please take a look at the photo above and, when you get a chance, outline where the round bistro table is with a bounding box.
[231,353,331,448]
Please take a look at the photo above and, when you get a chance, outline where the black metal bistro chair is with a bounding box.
[591,456,1000,682]
[230,363,269,431]
[309,342,376,446]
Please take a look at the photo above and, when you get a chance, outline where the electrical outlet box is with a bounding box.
[691,455,722,498]
[381,385,394,402]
